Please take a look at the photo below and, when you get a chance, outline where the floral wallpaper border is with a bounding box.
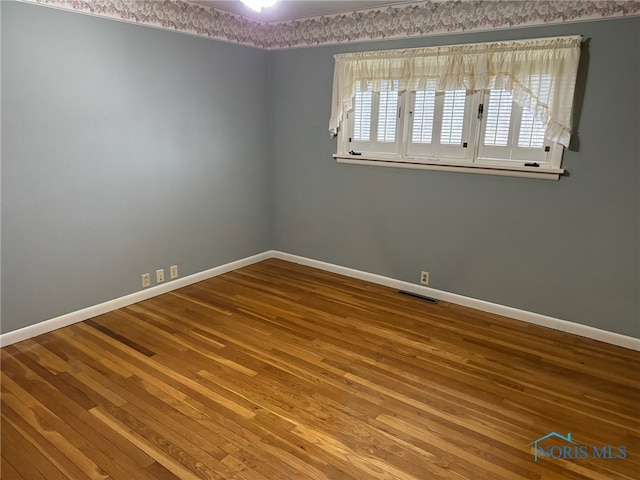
[26,0,640,49]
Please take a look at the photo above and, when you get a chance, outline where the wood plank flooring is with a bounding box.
[2,258,639,479]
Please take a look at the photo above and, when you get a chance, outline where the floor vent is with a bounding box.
[398,290,438,304]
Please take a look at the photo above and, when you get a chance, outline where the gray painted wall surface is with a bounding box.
[1,2,270,333]
[270,19,640,338]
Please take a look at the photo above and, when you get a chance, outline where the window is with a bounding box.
[405,87,474,161]
[330,36,582,180]
[349,80,401,155]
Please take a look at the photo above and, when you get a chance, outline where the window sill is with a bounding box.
[333,155,564,180]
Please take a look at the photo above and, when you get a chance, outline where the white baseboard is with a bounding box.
[2,249,638,352]
[0,251,272,348]
[271,251,640,352]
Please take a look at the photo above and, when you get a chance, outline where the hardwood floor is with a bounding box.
[2,258,639,480]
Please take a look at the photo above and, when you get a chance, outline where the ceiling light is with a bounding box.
[240,0,277,13]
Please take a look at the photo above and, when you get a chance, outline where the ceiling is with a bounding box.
[194,0,419,22]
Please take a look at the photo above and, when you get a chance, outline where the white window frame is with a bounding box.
[330,37,582,180]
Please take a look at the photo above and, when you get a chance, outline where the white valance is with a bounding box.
[329,36,582,147]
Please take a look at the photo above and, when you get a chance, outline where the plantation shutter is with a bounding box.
[353,83,372,142]
[411,90,436,144]
[377,81,399,142]
[440,90,466,145]
[484,90,513,147]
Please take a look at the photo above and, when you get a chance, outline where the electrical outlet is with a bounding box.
[170,265,178,279]
[156,268,165,283]
[141,273,151,288]
[420,271,429,285]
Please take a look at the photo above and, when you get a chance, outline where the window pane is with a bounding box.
[518,74,552,148]
[484,89,513,147]
[518,109,546,148]
[441,90,466,145]
[377,80,399,143]
[412,90,435,144]
[353,83,372,142]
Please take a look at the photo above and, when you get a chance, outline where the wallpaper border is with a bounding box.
[21,0,640,49]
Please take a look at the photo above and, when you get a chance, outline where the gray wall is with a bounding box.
[1,2,270,333]
[270,19,640,338]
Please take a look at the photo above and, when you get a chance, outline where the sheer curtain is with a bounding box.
[329,36,582,147]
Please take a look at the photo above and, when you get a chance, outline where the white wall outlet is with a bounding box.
[156,268,165,283]
[420,271,429,285]
[170,265,178,279]
[141,273,151,288]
